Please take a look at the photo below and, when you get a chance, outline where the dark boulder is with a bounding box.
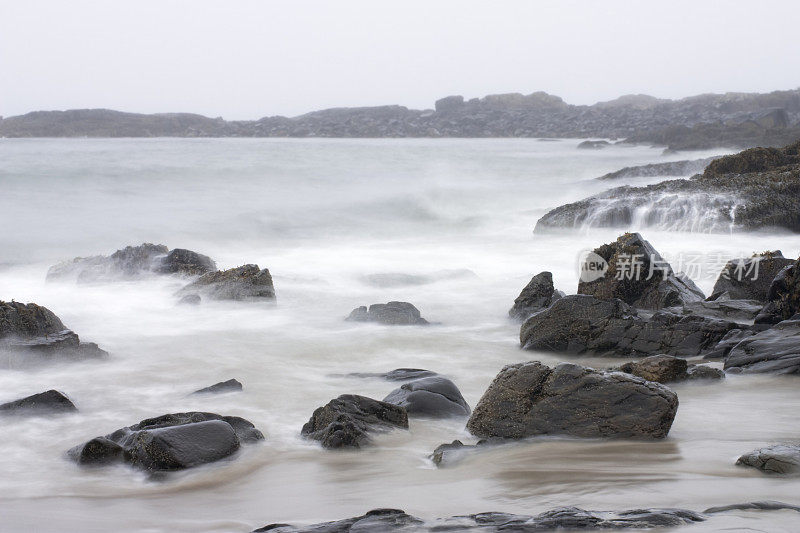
[709,251,793,301]
[0,390,77,415]
[724,319,800,374]
[382,376,470,418]
[686,365,726,380]
[617,355,723,383]
[300,395,408,449]
[179,264,275,301]
[736,445,800,475]
[466,361,678,440]
[577,233,704,309]
[765,257,800,321]
[156,248,216,276]
[0,301,107,360]
[68,412,264,472]
[345,302,428,325]
[192,379,243,395]
[508,271,563,320]
[254,509,423,533]
[520,295,738,357]
[681,296,764,322]
[578,140,611,149]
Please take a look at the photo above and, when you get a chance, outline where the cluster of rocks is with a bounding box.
[47,243,276,304]
[3,89,799,150]
[535,140,800,233]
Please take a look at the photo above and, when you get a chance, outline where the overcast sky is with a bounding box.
[2,0,799,120]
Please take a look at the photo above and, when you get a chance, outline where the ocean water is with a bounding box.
[0,138,798,532]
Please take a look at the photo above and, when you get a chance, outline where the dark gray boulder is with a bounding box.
[577,233,704,309]
[578,139,610,149]
[179,264,275,301]
[346,302,428,325]
[466,361,678,440]
[156,248,216,276]
[0,301,107,360]
[508,271,563,320]
[0,390,77,415]
[68,412,264,472]
[617,355,723,383]
[520,295,738,357]
[724,319,800,374]
[736,445,800,475]
[192,379,243,395]
[686,365,726,380]
[382,376,470,418]
[301,395,408,449]
[709,251,793,301]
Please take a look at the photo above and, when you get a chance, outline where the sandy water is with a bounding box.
[0,138,798,532]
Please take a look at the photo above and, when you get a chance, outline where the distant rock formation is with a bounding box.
[2,88,800,150]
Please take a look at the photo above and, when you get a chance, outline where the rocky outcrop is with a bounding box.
[346,302,428,325]
[466,361,678,440]
[724,319,800,374]
[577,140,610,149]
[191,379,243,395]
[0,301,107,360]
[47,243,215,282]
[576,233,704,309]
[0,390,77,415]
[4,88,799,145]
[710,251,794,301]
[681,297,764,322]
[382,376,470,418]
[179,264,275,301]
[300,395,408,449]
[617,355,724,383]
[596,157,719,181]
[736,445,800,475]
[254,506,705,532]
[521,295,737,357]
[68,412,264,472]
[508,271,563,320]
[763,256,800,321]
[535,141,800,233]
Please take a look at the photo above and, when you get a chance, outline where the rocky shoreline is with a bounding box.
[2,88,800,151]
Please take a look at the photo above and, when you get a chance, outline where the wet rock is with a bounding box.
[736,445,800,475]
[618,355,688,383]
[68,412,264,472]
[709,251,793,301]
[192,379,243,395]
[179,264,275,301]
[705,500,800,514]
[431,439,474,466]
[344,368,438,381]
[345,302,429,325]
[383,376,470,418]
[177,294,201,306]
[685,365,725,380]
[0,301,107,361]
[702,328,756,360]
[301,394,408,449]
[508,271,563,320]
[520,295,738,357]
[254,506,704,532]
[156,248,216,276]
[578,140,610,149]
[466,361,678,440]
[577,233,704,309]
[724,319,800,374]
[680,296,764,322]
[0,390,77,415]
[596,157,719,181]
[765,257,800,321]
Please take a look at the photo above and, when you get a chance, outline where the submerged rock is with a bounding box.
[179,264,275,301]
[466,361,678,440]
[346,368,438,381]
[382,376,470,418]
[68,412,264,472]
[709,251,794,301]
[191,379,243,395]
[301,395,408,449]
[0,390,77,415]
[724,319,800,374]
[508,271,563,320]
[736,445,800,475]
[361,269,476,288]
[596,156,719,181]
[0,301,107,361]
[254,506,704,532]
[346,302,429,325]
[520,295,737,357]
[577,233,704,309]
[578,139,610,149]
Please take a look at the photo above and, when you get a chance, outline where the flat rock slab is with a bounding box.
[192,379,243,395]
[346,302,429,325]
[724,319,800,374]
[736,445,800,475]
[0,390,77,415]
[466,361,678,440]
[301,395,408,449]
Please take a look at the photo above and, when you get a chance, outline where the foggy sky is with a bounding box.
[2,0,799,120]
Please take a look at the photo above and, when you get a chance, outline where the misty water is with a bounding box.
[1,138,799,532]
